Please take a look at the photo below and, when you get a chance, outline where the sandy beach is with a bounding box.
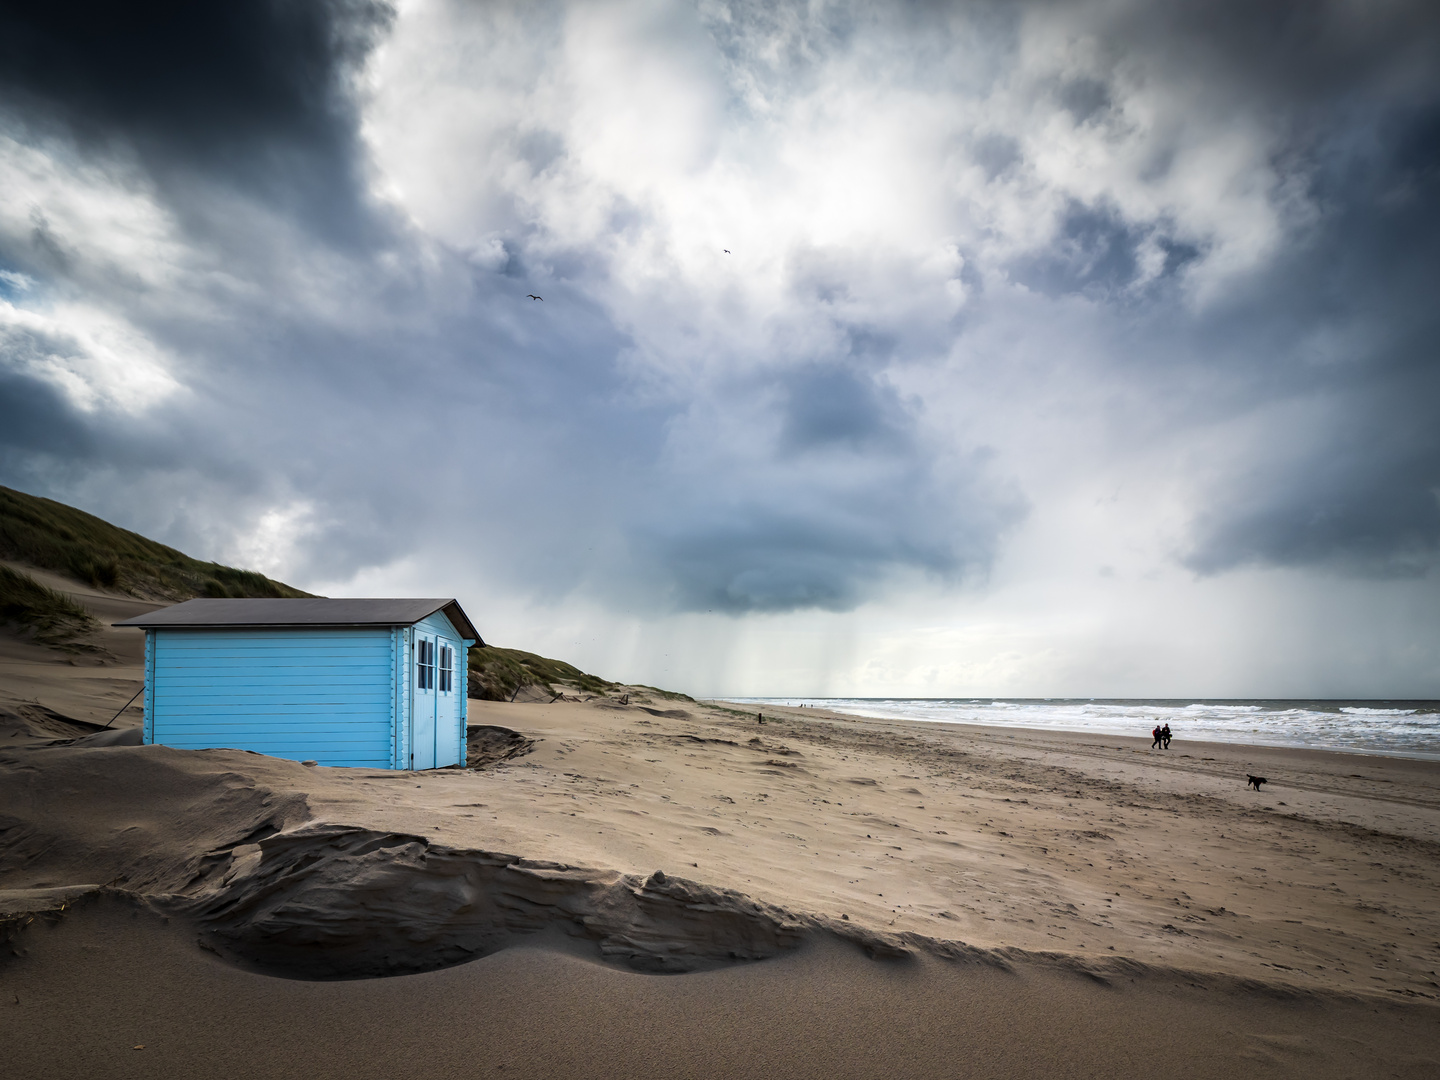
[3,627,1440,1077]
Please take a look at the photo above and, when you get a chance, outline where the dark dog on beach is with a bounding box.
[1246,774,1267,791]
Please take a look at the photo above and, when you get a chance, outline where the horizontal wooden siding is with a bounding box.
[150,628,395,767]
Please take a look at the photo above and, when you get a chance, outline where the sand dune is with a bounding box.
[3,624,1440,1076]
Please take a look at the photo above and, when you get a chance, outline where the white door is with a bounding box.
[411,633,438,770]
[435,636,460,766]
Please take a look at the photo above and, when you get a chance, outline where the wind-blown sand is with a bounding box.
[3,627,1439,1077]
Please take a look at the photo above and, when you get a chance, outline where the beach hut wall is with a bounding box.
[114,598,482,770]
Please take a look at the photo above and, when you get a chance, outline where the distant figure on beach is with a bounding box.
[757,712,765,725]
[1151,724,1162,749]
[1161,724,1172,749]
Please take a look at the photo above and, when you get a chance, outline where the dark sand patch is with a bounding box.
[3,897,1438,1080]
[466,725,537,769]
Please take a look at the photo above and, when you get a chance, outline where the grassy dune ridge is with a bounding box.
[466,644,697,702]
[0,484,309,647]
[0,485,311,603]
[469,645,617,700]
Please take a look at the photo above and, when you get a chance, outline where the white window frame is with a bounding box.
[439,645,453,693]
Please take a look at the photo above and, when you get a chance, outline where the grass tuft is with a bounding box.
[0,565,101,647]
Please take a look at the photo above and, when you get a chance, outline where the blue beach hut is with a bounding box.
[115,598,483,770]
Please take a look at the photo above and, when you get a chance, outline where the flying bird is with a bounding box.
[527,294,543,301]
[723,249,730,254]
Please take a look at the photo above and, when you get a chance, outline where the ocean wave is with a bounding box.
[724,697,1440,760]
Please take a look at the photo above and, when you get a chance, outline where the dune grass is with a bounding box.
[631,684,696,702]
[0,565,101,647]
[467,645,619,700]
[0,485,311,601]
[466,646,697,702]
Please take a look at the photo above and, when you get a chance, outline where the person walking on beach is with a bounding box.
[1151,724,1162,749]
[757,711,765,725]
[1161,723,1172,749]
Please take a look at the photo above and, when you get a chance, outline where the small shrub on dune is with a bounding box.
[0,565,101,646]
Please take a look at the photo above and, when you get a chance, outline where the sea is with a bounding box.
[721,698,1440,761]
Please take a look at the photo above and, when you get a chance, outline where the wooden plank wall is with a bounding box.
[149,627,396,767]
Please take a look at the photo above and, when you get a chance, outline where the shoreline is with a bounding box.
[704,699,1440,844]
[719,696,1440,762]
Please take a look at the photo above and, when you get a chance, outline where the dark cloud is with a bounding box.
[1056,76,1111,125]
[1007,202,1203,301]
[625,360,1024,614]
[1011,202,1148,298]
[0,0,392,240]
[1181,93,1440,575]
[0,365,95,458]
[646,515,931,613]
[636,449,1022,614]
[1067,0,1440,115]
[969,133,1022,182]
[779,365,909,454]
[1185,395,1440,578]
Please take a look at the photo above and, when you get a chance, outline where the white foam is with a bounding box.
[724,698,1440,760]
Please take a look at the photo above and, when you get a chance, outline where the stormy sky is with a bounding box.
[2,0,1438,697]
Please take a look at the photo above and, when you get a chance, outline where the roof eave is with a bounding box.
[440,600,484,646]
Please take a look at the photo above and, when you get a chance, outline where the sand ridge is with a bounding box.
[269,695,1440,999]
[5,685,1440,998]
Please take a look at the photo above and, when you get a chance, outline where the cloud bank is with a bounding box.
[2,0,1438,693]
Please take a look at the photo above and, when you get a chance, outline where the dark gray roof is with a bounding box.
[115,598,483,643]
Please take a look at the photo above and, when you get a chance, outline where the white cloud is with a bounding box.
[223,499,320,579]
[0,298,181,413]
